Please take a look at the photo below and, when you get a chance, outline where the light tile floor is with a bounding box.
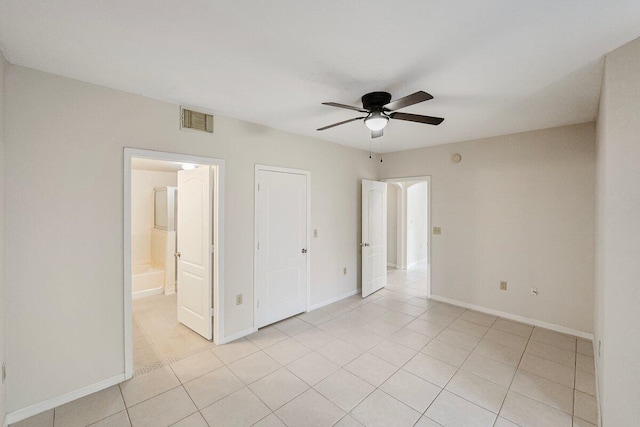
[12,265,598,427]
[132,293,214,375]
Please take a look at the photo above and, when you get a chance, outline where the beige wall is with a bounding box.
[595,36,640,425]
[380,123,596,333]
[0,50,7,426]
[4,65,377,413]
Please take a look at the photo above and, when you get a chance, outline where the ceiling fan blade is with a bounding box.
[383,91,434,112]
[317,116,364,131]
[371,129,383,139]
[322,102,369,113]
[389,112,444,125]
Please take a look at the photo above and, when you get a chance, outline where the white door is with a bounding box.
[362,179,387,297]
[177,166,213,339]
[256,169,308,328]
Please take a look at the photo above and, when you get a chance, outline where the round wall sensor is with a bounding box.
[451,153,462,163]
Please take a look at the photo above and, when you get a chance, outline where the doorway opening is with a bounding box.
[383,176,431,297]
[124,148,225,379]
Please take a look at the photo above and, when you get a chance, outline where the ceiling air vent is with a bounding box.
[181,107,214,133]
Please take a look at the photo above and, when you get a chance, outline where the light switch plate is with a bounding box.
[500,281,507,290]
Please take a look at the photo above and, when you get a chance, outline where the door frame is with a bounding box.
[254,164,311,330]
[124,148,225,379]
[381,175,432,298]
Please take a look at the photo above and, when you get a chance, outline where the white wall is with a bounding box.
[407,182,428,267]
[380,123,596,333]
[131,169,176,266]
[0,50,7,427]
[594,36,640,426]
[4,66,377,413]
[386,184,397,267]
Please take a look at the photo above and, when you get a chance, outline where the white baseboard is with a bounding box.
[218,289,360,345]
[308,289,359,311]
[429,295,594,340]
[218,326,256,345]
[387,262,396,268]
[5,374,125,426]
[132,287,163,300]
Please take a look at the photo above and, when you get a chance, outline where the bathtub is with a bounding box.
[132,264,165,300]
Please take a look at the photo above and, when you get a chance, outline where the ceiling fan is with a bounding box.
[317,91,444,138]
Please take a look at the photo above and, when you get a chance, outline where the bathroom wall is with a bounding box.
[131,169,177,266]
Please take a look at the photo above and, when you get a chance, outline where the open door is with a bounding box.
[176,166,213,339]
[362,179,387,298]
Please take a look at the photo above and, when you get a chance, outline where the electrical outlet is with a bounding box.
[530,287,538,296]
[343,267,347,275]
[500,281,507,290]
[236,294,243,305]
[433,227,442,235]
[313,229,318,238]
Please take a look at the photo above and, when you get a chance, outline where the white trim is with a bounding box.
[4,374,125,426]
[593,341,602,427]
[132,287,163,300]
[387,262,397,268]
[430,294,594,340]
[381,175,432,298]
[254,164,311,330]
[308,289,358,311]
[217,326,257,345]
[124,148,226,381]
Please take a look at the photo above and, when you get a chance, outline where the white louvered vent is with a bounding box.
[181,107,214,133]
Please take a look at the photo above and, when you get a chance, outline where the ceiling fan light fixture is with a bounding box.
[364,111,389,131]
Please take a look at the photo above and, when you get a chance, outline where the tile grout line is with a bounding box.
[492,325,534,426]
[413,307,497,424]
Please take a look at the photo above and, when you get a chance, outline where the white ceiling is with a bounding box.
[1,1,640,153]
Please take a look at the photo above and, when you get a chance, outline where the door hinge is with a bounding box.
[257,300,260,309]
[2,362,5,384]
[257,183,260,191]
[257,242,260,251]
[209,307,215,317]
[210,244,215,254]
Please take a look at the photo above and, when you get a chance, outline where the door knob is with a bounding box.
[174,252,181,258]
[360,243,370,247]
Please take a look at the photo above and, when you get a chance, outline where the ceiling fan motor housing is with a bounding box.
[362,91,392,111]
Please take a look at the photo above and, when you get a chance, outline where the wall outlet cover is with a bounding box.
[433,227,442,235]
[236,294,243,305]
[500,281,507,290]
